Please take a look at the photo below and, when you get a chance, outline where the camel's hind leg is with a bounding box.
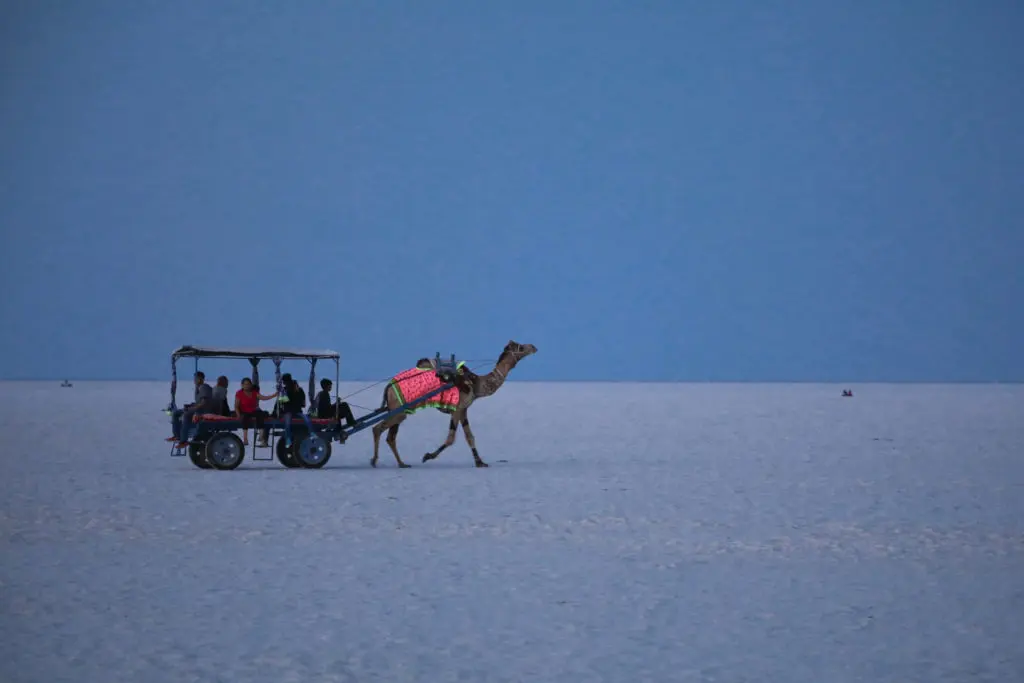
[372,412,410,468]
[372,385,405,468]
[386,423,411,468]
[371,421,386,468]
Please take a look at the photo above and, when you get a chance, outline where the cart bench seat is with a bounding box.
[197,413,336,426]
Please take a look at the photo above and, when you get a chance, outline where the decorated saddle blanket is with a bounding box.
[389,368,460,414]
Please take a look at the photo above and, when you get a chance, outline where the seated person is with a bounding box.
[261,374,306,447]
[235,377,277,447]
[314,378,357,427]
[169,371,214,447]
[213,376,232,416]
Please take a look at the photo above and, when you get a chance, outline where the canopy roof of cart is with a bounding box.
[171,346,339,361]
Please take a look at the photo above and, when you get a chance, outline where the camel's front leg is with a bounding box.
[460,414,488,468]
[423,416,459,463]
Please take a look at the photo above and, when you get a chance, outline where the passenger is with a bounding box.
[279,374,306,446]
[212,376,232,416]
[315,378,357,427]
[235,377,277,447]
[169,371,214,447]
[259,374,307,447]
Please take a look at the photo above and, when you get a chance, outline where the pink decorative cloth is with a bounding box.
[389,368,460,413]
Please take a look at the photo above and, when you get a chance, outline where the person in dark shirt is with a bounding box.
[169,371,214,446]
[280,374,305,412]
[263,373,305,447]
[315,379,357,427]
[212,376,232,416]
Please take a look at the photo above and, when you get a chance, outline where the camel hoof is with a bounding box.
[399,463,411,469]
[422,453,433,463]
[370,458,378,468]
[475,461,489,468]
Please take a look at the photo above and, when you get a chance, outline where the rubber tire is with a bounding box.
[276,433,302,468]
[188,441,212,469]
[205,432,246,471]
[296,433,332,469]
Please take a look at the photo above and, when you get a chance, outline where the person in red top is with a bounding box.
[235,377,278,446]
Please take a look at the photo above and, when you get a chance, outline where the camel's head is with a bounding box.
[502,340,537,364]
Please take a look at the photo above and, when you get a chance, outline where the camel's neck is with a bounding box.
[474,353,519,398]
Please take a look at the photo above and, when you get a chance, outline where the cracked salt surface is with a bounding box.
[1,381,1023,682]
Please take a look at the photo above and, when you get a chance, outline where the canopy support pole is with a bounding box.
[273,358,283,400]
[170,356,178,409]
[308,358,317,414]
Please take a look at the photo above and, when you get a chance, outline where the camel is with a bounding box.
[371,340,537,468]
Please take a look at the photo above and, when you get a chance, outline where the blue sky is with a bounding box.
[2,0,1022,382]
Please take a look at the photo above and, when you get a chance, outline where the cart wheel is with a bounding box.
[188,441,212,469]
[276,435,301,468]
[297,434,332,469]
[205,432,245,470]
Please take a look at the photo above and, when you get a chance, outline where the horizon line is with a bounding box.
[2,378,1022,385]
